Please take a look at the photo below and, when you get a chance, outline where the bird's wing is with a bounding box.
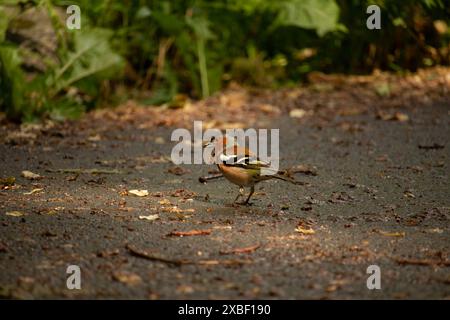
[220,153,271,170]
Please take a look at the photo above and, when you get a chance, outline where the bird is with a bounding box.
[202,136,302,205]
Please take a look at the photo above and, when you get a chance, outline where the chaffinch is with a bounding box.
[203,136,301,205]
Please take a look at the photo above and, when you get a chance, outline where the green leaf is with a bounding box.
[136,6,152,19]
[186,16,215,40]
[51,28,123,96]
[274,0,340,36]
[152,11,185,35]
[0,7,10,41]
[0,45,25,119]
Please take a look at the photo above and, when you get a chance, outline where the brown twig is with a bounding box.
[167,229,211,237]
[220,244,260,255]
[126,244,190,266]
[393,257,450,267]
[126,244,251,267]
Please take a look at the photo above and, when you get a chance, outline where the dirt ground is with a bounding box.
[0,69,449,299]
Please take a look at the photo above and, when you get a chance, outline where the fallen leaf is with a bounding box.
[394,257,450,267]
[44,210,57,216]
[47,168,121,174]
[154,137,165,144]
[220,245,260,255]
[374,82,390,96]
[65,174,79,181]
[295,219,315,235]
[394,112,409,122]
[167,166,190,176]
[289,108,307,119]
[112,271,142,285]
[169,212,193,221]
[87,134,101,142]
[5,131,37,144]
[290,164,318,176]
[161,206,195,214]
[0,177,15,187]
[145,155,171,163]
[97,249,120,258]
[128,189,149,197]
[176,285,194,294]
[21,170,42,180]
[376,111,408,122]
[295,226,315,235]
[168,229,211,237]
[5,211,25,217]
[424,228,444,234]
[378,230,405,237]
[403,190,415,198]
[164,179,183,184]
[138,214,159,221]
[159,199,171,205]
[258,104,280,115]
[23,188,43,195]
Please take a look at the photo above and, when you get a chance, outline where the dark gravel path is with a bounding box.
[0,103,449,299]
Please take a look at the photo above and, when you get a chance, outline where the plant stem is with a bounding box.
[197,38,209,98]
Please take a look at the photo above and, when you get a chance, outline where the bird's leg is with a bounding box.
[243,185,255,205]
[234,186,244,203]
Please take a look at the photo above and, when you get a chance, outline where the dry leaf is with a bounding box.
[176,285,194,294]
[425,228,443,234]
[378,230,405,237]
[289,108,307,119]
[376,111,409,122]
[220,245,260,255]
[167,166,190,176]
[159,199,171,205]
[290,164,318,176]
[87,134,101,142]
[295,226,315,235]
[6,211,25,217]
[21,170,41,180]
[162,206,195,214]
[138,214,159,221]
[154,137,165,144]
[128,189,149,197]
[168,229,211,237]
[258,104,280,114]
[23,188,43,195]
[0,177,15,187]
[394,112,409,122]
[112,271,142,285]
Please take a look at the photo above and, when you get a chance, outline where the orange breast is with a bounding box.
[217,164,254,187]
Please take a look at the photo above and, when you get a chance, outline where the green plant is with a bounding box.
[0,1,124,121]
[1,0,448,121]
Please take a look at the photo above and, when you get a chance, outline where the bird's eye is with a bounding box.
[210,136,215,142]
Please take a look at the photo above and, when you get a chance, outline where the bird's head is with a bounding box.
[202,135,240,162]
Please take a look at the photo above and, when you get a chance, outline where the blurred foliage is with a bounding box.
[0,0,449,121]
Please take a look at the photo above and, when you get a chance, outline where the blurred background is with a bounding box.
[0,0,449,122]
